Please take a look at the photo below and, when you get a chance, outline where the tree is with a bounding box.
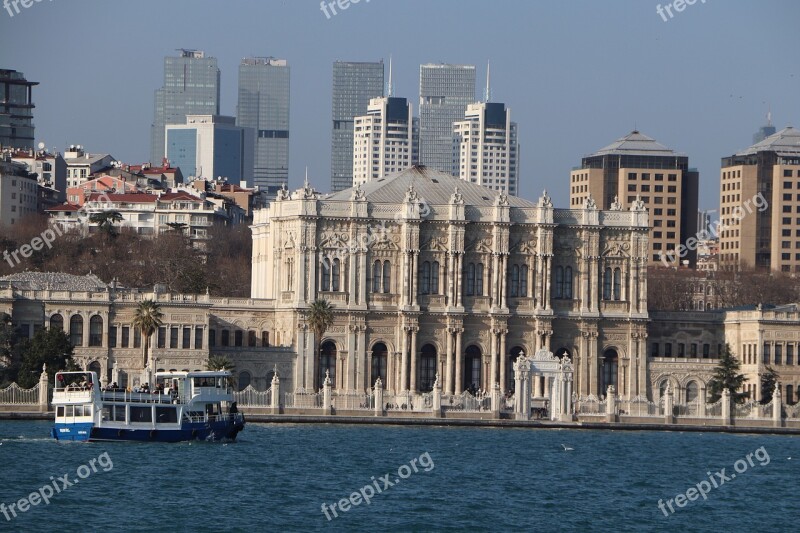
[0,313,22,385]
[760,366,780,404]
[707,343,748,403]
[166,222,188,234]
[89,210,123,238]
[17,328,76,388]
[307,299,334,385]
[206,355,235,372]
[132,300,164,369]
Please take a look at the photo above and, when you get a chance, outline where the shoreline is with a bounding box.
[3,411,800,436]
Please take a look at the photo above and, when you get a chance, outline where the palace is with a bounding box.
[3,167,799,407]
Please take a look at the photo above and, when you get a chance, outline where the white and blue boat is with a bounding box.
[51,370,245,442]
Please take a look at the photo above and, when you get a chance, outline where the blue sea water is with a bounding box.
[0,421,798,532]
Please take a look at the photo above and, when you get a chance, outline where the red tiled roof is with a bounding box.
[46,203,81,212]
[86,192,158,203]
[158,192,202,202]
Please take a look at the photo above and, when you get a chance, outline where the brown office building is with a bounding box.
[719,126,800,272]
[570,131,699,267]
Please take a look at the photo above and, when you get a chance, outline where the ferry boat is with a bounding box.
[51,370,245,442]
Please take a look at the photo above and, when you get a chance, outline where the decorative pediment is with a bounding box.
[319,233,349,250]
[602,242,630,257]
[283,232,296,249]
[420,235,449,252]
[465,236,493,253]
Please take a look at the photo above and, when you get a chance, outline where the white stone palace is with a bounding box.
[251,166,651,398]
[4,167,800,410]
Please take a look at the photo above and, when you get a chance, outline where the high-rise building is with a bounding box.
[453,101,519,195]
[330,61,384,193]
[166,115,253,184]
[237,57,290,197]
[0,159,38,227]
[0,69,38,150]
[352,97,418,186]
[719,126,800,272]
[419,64,476,173]
[569,131,699,267]
[150,50,220,166]
[753,110,777,145]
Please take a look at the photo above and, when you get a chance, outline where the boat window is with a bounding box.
[102,405,111,421]
[155,407,178,423]
[65,405,74,417]
[130,406,153,423]
[114,405,126,422]
[56,406,64,417]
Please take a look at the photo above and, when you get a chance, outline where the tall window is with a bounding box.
[466,263,475,296]
[554,266,563,299]
[321,261,331,291]
[601,349,618,392]
[183,328,192,349]
[613,268,622,300]
[475,263,484,296]
[510,265,520,297]
[195,327,204,349]
[564,266,573,299]
[372,261,381,292]
[221,329,230,347]
[520,265,528,297]
[234,330,243,347]
[89,315,103,346]
[50,314,64,331]
[332,259,341,292]
[261,331,269,347]
[603,268,613,300]
[420,261,431,294]
[464,346,482,392]
[371,343,388,386]
[382,261,391,293]
[70,315,83,347]
[419,344,437,392]
[248,330,257,347]
[431,261,440,294]
[170,327,179,349]
[318,341,337,389]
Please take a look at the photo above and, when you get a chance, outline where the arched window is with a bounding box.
[382,261,391,293]
[50,314,64,331]
[520,265,529,297]
[234,330,243,347]
[248,331,257,347]
[475,263,484,296]
[659,380,668,400]
[221,329,230,347]
[555,347,572,360]
[420,261,431,295]
[332,259,341,292]
[787,384,795,405]
[613,268,621,300]
[321,260,331,291]
[466,263,475,296]
[554,266,563,299]
[464,346,482,393]
[371,343,388,386]
[603,268,613,300]
[318,341,337,389]
[69,315,83,347]
[686,381,699,404]
[564,266,573,299]
[261,331,269,347]
[372,261,381,292]
[238,371,251,391]
[419,344,437,392]
[431,261,440,294]
[510,265,520,297]
[89,315,103,347]
[601,349,618,393]
[88,361,101,381]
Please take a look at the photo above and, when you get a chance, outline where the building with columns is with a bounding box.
[252,166,651,399]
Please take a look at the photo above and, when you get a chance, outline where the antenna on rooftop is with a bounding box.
[767,104,772,127]
[484,60,491,102]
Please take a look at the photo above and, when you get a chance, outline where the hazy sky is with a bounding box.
[1,0,798,209]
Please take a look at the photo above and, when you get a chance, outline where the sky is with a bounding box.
[1,0,798,210]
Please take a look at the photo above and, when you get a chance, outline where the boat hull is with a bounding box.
[51,416,245,443]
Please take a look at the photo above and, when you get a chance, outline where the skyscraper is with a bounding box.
[419,64,476,173]
[237,57,290,197]
[352,96,418,186]
[150,50,220,166]
[330,61,384,193]
[0,69,38,150]
[453,68,519,195]
[569,131,700,267]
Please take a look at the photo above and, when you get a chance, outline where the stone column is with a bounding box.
[535,254,544,310]
[544,256,552,310]
[432,375,442,418]
[454,328,463,394]
[400,326,409,392]
[663,384,673,424]
[38,365,49,413]
[374,377,384,417]
[534,374,542,398]
[606,385,617,423]
[271,371,280,414]
[402,251,411,307]
[346,325,356,392]
[499,330,507,395]
[306,329,316,391]
[491,252,499,308]
[296,326,306,391]
[409,327,418,394]
[722,388,731,425]
[322,371,332,416]
[491,382,500,419]
[456,254,464,308]
[490,328,498,388]
[445,327,454,395]
[589,332,598,396]
[359,249,367,305]
[411,252,419,307]
[357,325,366,391]
[773,383,783,428]
[447,252,455,307]
[500,255,508,309]
[348,253,357,305]
[544,375,551,399]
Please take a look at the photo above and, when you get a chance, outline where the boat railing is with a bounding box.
[182,412,243,424]
[52,388,94,402]
[99,390,186,405]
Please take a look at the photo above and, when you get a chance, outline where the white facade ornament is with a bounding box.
[583,194,597,210]
[352,183,366,201]
[610,195,622,211]
[495,191,510,207]
[405,184,419,203]
[450,186,464,205]
[630,194,646,211]
[276,184,289,201]
[539,190,553,208]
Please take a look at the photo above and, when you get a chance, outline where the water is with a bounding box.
[0,421,798,532]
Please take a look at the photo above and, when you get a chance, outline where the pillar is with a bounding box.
[445,328,454,395]
[356,326,366,391]
[773,383,783,428]
[454,328,463,394]
[409,327,418,394]
[534,374,542,397]
[400,327,409,392]
[39,364,49,413]
[374,377,384,417]
[722,388,731,425]
[490,329,498,388]
[456,254,464,308]
[606,385,617,423]
[271,371,280,414]
[411,252,419,307]
[346,326,356,391]
[499,330,507,395]
[322,371,332,415]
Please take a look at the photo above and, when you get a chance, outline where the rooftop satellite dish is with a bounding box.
[37,142,45,150]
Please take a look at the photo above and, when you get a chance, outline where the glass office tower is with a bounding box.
[419,64,476,173]
[237,57,290,197]
[330,60,384,192]
[150,49,220,165]
[0,69,38,150]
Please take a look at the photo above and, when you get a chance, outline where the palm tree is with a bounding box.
[132,300,164,369]
[89,210,123,238]
[206,355,235,372]
[166,222,188,234]
[307,299,334,386]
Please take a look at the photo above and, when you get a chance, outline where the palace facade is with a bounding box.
[4,167,798,406]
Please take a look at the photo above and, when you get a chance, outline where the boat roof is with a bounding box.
[156,370,231,378]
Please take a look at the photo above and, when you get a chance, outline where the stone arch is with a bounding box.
[369,342,389,387]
